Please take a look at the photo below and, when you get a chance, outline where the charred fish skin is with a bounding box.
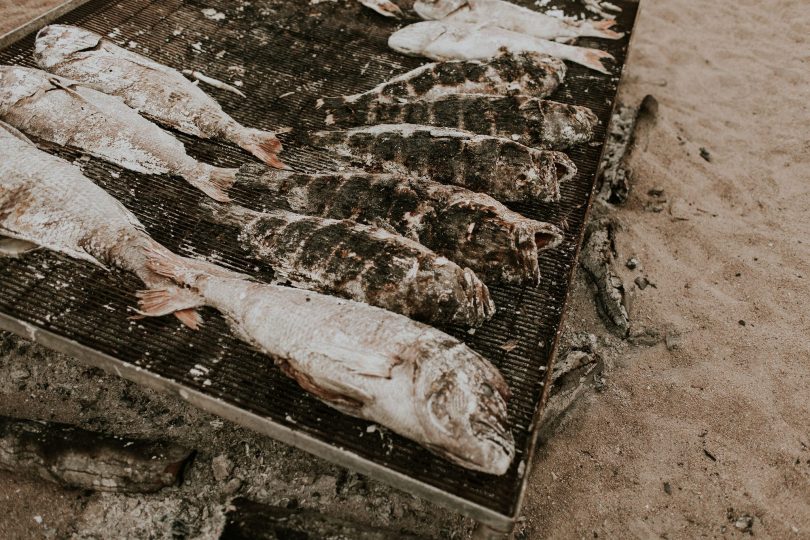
[1,122,514,474]
[204,202,494,326]
[0,65,236,202]
[317,51,566,112]
[310,124,576,202]
[34,24,284,168]
[324,93,598,149]
[238,166,563,285]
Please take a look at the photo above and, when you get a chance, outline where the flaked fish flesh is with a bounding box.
[317,51,565,108]
[34,25,284,168]
[0,121,514,475]
[0,65,236,202]
[237,165,563,285]
[203,202,494,326]
[310,124,576,202]
[414,0,623,41]
[322,93,598,149]
[389,20,614,74]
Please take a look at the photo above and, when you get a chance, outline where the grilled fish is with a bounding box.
[34,25,284,168]
[0,65,236,202]
[389,20,614,74]
[414,0,623,41]
[237,165,563,285]
[310,124,576,202]
[317,52,565,110]
[322,93,598,149]
[203,202,494,326]
[0,121,514,474]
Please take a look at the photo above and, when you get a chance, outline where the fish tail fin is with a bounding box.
[461,268,495,326]
[316,96,347,111]
[577,48,615,74]
[189,165,236,202]
[360,0,404,18]
[548,151,578,184]
[236,127,286,169]
[583,19,624,40]
[201,200,257,227]
[135,286,205,329]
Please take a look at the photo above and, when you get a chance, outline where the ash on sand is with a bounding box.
[0,332,471,539]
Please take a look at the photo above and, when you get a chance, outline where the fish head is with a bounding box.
[34,25,101,69]
[388,21,448,56]
[413,340,515,475]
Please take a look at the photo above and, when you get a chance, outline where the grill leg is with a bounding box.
[471,521,513,539]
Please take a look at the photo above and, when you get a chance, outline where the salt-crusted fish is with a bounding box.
[414,0,623,41]
[0,122,514,475]
[34,25,284,168]
[203,202,494,326]
[317,51,565,110]
[310,124,576,202]
[0,66,236,202]
[322,93,598,149]
[389,20,614,74]
[237,165,563,285]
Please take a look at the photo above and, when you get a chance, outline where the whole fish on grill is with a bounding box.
[414,0,623,41]
[237,165,563,285]
[322,93,598,149]
[0,65,236,202]
[34,25,284,168]
[316,52,565,110]
[309,124,576,202]
[203,202,494,326]
[389,20,614,74]
[0,121,514,475]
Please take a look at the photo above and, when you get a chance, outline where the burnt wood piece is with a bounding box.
[220,497,423,540]
[0,415,192,492]
[309,125,576,203]
[235,165,562,286]
[323,94,598,150]
[580,218,629,336]
[598,95,659,204]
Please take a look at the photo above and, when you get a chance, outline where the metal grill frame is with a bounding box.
[0,0,639,531]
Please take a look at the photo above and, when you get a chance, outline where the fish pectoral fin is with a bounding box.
[309,343,402,380]
[0,236,40,257]
[135,286,206,329]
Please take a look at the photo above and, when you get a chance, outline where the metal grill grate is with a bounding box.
[0,0,638,528]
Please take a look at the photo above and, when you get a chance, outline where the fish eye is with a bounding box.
[481,383,494,397]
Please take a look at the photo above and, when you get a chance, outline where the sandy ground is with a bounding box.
[1,0,809,538]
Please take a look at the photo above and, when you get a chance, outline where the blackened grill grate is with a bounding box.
[0,0,638,528]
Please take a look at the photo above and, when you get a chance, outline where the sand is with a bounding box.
[0,0,808,538]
